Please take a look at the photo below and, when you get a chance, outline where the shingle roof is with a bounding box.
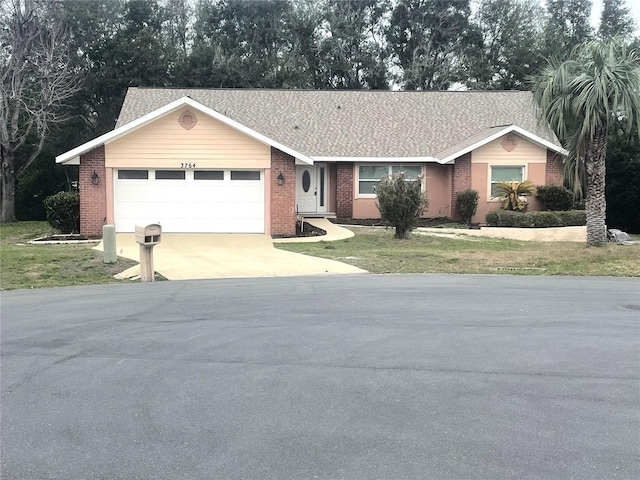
[116,88,561,159]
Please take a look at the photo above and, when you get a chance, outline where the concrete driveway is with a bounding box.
[103,229,365,280]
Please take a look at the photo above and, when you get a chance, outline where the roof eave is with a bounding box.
[312,156,442,163]
[56,97,314,166]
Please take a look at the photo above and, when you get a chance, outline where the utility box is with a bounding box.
[102,224,117,264]
[135,223,162,245]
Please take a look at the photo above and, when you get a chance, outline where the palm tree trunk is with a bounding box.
[585,127,608,246]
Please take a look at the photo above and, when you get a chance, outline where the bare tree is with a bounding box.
[1,0,81,222]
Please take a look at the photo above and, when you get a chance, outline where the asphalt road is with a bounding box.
[1,275,639,480]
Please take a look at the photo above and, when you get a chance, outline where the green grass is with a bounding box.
[1,221,138,290]
[276,227,640,276]
[2,222,638,290]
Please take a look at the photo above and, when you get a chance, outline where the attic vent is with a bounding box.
[294,125,300,129]
[179,110,197,130]
[337,105,341,109]
[502,135,518,152]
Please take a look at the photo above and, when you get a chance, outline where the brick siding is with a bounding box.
[545,150,563,185]
[79,146,106,238]
[336,163,354,218]
[450,152,472,220]
[270,148,296,236]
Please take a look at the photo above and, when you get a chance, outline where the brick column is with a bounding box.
[545,150,563,185]
[336,163,354,218]
[79,146,106,238]
[450,152,471,220]
[270,147,296,237]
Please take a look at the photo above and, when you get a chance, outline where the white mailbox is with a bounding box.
[135,223,162,246]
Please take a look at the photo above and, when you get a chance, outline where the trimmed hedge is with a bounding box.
[486,210,586,228]
[43,191,80,233]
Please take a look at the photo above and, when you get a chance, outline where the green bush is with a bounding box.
[536,185,574,211]
[560,210,587,226]
[375,172,429,239]
[455,189,479,226]
[43,191,80,233]
[486,210,586,228]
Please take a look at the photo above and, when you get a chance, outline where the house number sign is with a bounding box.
[180,163,196,169]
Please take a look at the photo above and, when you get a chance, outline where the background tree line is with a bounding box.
[2,0,638,232]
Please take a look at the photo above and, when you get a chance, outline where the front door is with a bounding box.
[296,164,327,214]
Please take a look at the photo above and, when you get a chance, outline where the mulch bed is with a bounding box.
[296,221,326,237]
[330,217,470,228]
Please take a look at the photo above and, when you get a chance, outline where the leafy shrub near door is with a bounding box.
[536,185,574,211]
[454,189,479,226]
[375,172,429,239]
[43,191,80,233]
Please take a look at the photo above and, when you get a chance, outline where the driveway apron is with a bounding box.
[101,233,365,280]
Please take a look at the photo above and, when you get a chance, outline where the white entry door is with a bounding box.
[296,164,327,214]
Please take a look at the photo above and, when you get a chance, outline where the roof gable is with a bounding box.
[438,125,568,163]
[56,97,313,165]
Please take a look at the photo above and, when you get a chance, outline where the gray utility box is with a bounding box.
[135,223,162,245]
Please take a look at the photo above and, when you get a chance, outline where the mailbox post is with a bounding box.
[135,224,161,282]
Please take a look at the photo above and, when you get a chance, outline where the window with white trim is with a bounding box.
[358,165,423,195]
[490,166,523,197]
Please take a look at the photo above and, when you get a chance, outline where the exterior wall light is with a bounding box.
[277,172,285,186]
[91,171,100,185]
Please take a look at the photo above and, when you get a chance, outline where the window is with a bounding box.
[155,170,185,180]
[358,165,423,195]
[118,170,148,180]
[194,170,224,180]
[231,171,260,181]
[490,166,523,197]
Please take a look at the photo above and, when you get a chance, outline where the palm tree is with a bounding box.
[532,38,640,246]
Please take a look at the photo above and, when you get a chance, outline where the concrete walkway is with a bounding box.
[97,219,364,281]
[416,225,587,242]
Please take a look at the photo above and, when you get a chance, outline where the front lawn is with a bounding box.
[0,221,138,290]
[276,227,640,276]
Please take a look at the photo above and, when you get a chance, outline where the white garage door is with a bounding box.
[114,169,264,233]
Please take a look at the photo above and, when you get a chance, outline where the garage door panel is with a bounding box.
[115,169,264,233]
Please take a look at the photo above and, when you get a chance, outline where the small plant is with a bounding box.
[455,189,479,226]
[375,172,429,239]
[536,185,574,211]
[494,180,536,211]
[43,191,80,233]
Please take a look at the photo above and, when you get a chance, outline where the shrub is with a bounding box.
[455,189,479,226]
[494,180,536,211]
[559,210,587,226]
[375,172,429,239]
[43,191,80,233]
[486,210,586,227]
[536,185,574,211]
